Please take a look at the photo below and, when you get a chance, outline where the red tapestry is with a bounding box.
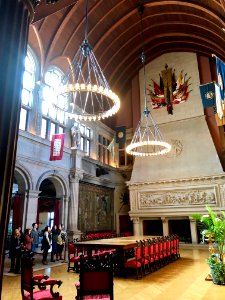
[50,134,65,161]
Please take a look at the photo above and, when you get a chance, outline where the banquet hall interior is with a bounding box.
[1,0,225,299]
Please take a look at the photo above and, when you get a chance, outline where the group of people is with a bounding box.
[8,222,67,273]
[41,224,67,265]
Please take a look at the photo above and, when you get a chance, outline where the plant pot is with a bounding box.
[209,263,225,285]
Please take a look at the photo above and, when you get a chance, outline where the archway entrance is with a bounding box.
[38,178,60,232]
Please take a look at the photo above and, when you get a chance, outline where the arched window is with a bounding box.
[19,48,36,130]
[41,67,67,139]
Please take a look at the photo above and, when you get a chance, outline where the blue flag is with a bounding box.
[199,82,216,110]
[216,57,225,103]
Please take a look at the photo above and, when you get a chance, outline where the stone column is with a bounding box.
[189,217,198,244]
[0,0,34,292]
[63,196,69,230]
[24,190,40,229]
[68,169,84,241]
[161,217,169,236]
[131,217,140,236]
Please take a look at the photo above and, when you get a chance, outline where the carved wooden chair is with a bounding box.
[67,243,80,272]
[75,254,114,300]
[21,251,63,300]
[124,241,144,279]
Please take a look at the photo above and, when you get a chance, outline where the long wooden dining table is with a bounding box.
[75,235,159,252]
[74,235,161,272]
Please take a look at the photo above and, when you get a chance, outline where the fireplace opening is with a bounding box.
[143,220,163,236]
[168,219,191,243]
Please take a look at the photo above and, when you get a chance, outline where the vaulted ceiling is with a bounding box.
[30,0,225,98]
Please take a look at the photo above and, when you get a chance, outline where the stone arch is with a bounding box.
[36,170,69,197]
[14,162,34,191]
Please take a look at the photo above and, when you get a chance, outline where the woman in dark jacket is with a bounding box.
[41,226,51,265]
[9,228,22,273]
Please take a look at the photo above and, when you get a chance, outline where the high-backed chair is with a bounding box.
[67,243,80,272]
[124,241,144,279]
[21,251,63,300]
[75,254,114,300]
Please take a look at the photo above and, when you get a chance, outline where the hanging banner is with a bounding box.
[115,126,126,144]
[216,57,225,103]
[50,133,65,161]
[199,82,216,109]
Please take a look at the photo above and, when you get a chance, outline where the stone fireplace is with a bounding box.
[127,52,225,243]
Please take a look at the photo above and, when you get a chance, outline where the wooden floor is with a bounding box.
[2,247,225,300]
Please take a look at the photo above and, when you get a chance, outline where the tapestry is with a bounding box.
[78,182,114,233]
[147,64,191,114]
[49,133,65,161]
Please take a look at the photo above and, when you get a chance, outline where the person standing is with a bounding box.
[22,228,32,253]
[41,226,51,265]
[56,224,65,261]
[51,225,59,262]
[31,223,39,253]
[9,228,22,274]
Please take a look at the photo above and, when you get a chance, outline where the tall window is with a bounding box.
[41,67,67,139]
[98,135,110,164]
[79,124,91,156]
[19,49,36,130]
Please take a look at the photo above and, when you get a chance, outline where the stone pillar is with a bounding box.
[68,169,84,241]
[162,217,169,236]
[131,217,140,236]
[24,190,40,229]
[63,196,69,230]
[0,0,34,293]
[189,217,198,244]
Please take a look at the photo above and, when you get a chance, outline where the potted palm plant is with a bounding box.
[192,205,225,285]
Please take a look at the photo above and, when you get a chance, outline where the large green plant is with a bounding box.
[192,206,225,263]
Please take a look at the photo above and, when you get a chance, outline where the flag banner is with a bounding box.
[50,133,65,161]
[115,126,126,144]
[216,57,225,103]
[199,82,216,110]
[215,84,223,119]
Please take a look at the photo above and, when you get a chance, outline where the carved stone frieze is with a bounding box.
[139,188,216,208]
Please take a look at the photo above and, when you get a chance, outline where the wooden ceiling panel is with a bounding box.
[29,0,225,97]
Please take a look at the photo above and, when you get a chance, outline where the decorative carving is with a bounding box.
[139,189,216,207]
[69,169,83,182]
[127,174,225,187]
[131,217,140,223]
[165,139,183,158]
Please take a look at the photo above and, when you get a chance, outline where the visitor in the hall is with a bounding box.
[31,222,39,253]
[9,228,22,274]
[41,226,51,265]
[51,224,59,262]
[22,228,32,253]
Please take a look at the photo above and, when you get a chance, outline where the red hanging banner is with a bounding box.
[50,133,65,161]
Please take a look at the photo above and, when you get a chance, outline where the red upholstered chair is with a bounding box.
[67,243,80,272]
[141,240,151,275]
[21,251,63,300]
[75,254,114,300]
[124,241,143,279]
